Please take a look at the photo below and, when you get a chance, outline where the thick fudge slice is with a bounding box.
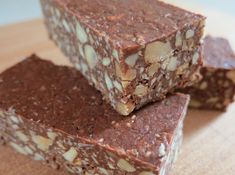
[183,36,235,110]
[0,55,190,175]
[40,0,204,115]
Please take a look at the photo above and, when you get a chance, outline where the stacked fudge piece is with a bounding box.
[182,36,235,110]
[0,56,189,175]
[40,0,205,115]
[0,0,206,175]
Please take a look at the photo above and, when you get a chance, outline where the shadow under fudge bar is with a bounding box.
[0,55,190,175]
[40,0,204,115]
[183,36,235,110]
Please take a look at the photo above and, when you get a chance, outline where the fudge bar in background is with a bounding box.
[0,55,190,175]
[182,36,235,110]
[40,0,205,115]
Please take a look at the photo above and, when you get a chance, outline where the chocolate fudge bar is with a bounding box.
[0,55,190,175]
[40,0,205,115]
[183,36,235,110]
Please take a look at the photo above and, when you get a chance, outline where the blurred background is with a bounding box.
[0,0,42,25]
[0,0,235,47]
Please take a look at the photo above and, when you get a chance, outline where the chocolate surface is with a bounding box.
[181,36,235,110]
[53,0,204,49]
[203,35,235,68]
[0,55,189,167]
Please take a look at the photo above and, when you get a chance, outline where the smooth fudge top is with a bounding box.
[0,55,189,166]
[203,35,235,69]
[53,0,204,49]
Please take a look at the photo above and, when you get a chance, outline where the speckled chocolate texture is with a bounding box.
[0,55,190,175]
[182,36,235,110]
[40,0,205,115]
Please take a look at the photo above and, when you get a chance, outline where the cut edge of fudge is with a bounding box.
[40,0,204,115]
[0,55,190,175]
[181,35,235,110]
